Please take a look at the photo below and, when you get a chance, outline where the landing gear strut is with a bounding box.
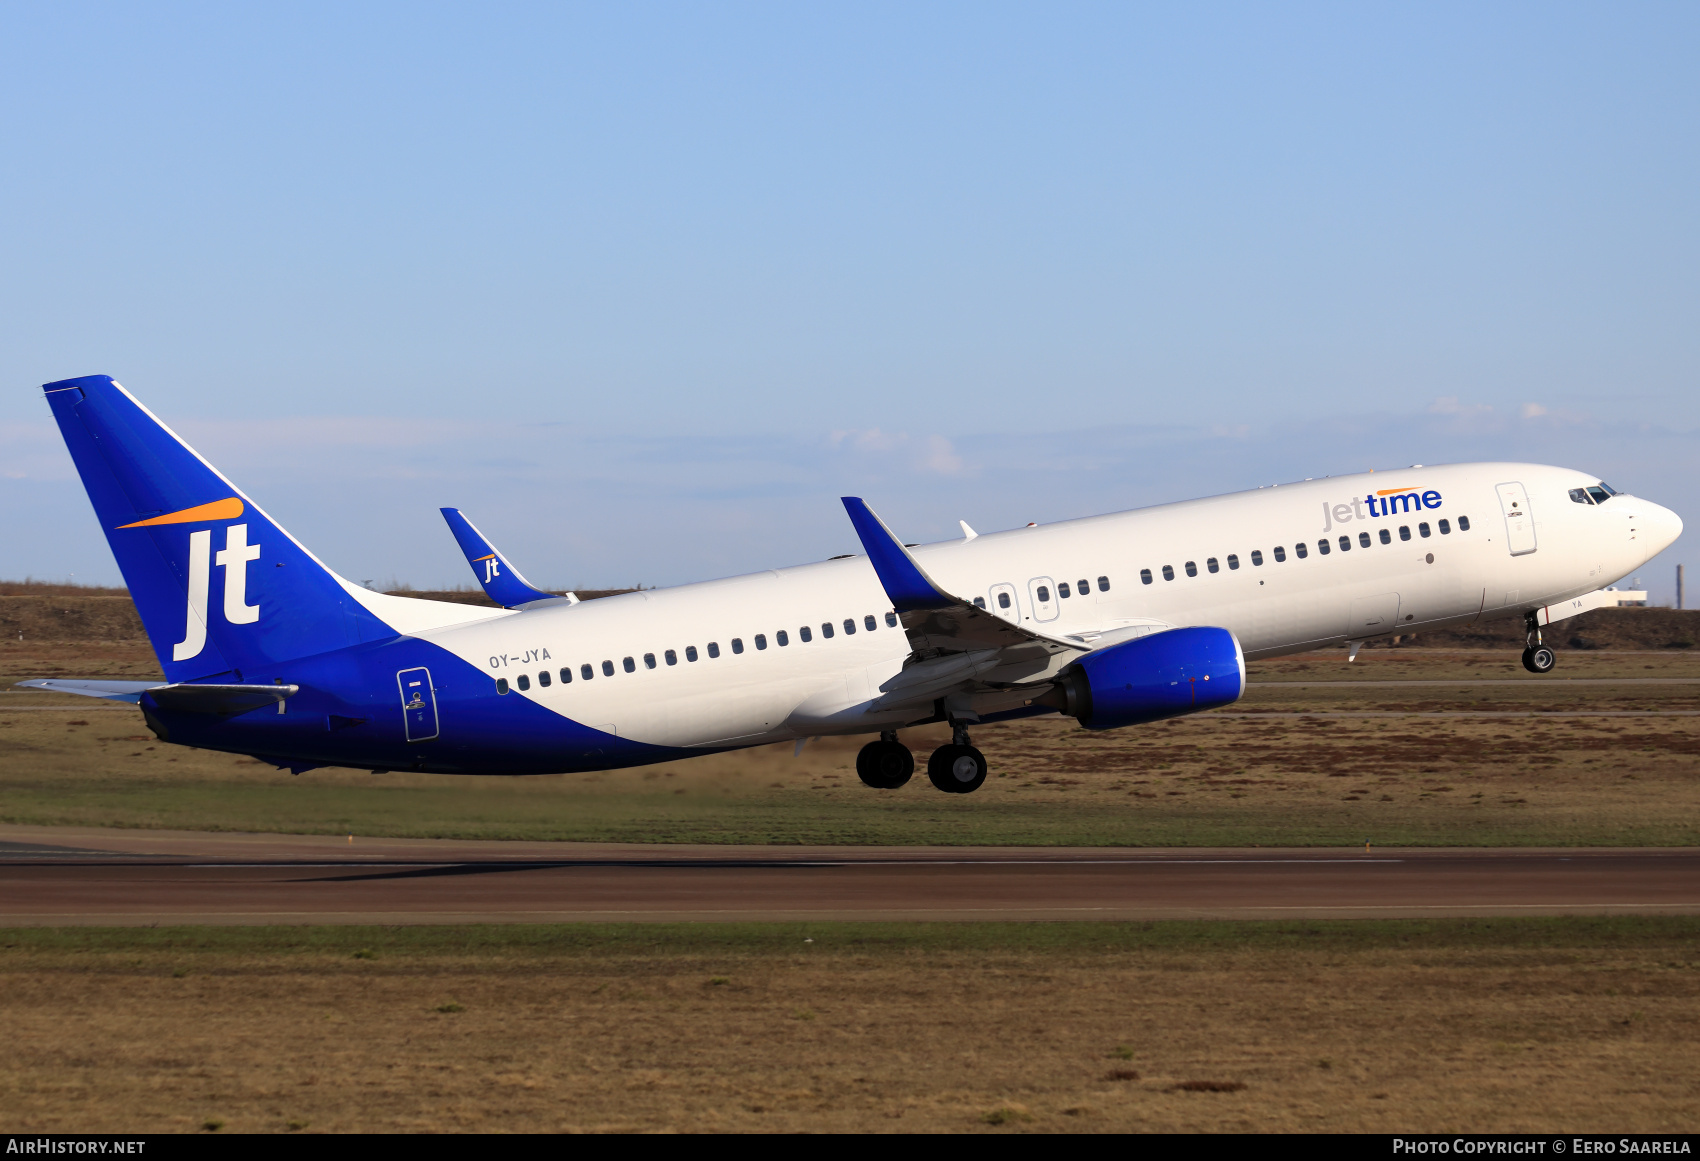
[856,731,914,789]
[927,721,988,794]
[1521,613,1556,674]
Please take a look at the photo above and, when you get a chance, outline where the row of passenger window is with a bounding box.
[972,575,1111,611]
[1138,517,1473,585]
[496,611,900,694]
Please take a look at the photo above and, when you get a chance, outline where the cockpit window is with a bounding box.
[1569,487,1593,505]
[1599,482,1619,495]
[1586,486,1612,505]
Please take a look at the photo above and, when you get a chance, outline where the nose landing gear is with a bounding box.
[855,731,914,789]
[1521,613,1557,674]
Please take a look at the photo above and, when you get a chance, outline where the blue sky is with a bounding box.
[2,3,1695,598]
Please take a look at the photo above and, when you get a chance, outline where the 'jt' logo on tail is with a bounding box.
[480,555,502,583]
[174,524,261,661]
[114,497,262,662]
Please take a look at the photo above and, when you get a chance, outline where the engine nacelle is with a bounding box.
[1051,625,1245,730]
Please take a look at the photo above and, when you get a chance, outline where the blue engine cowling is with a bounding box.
[1055,626,1245,730]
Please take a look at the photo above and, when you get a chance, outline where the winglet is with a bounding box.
[439,508,560,609]
[840,498,955,612]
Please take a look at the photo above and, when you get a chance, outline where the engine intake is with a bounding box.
[1048,626,1245,730]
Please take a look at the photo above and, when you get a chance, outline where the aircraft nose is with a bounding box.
[1638,500,1684,561]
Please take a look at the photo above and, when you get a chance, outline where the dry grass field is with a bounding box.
[3,920,1696,1134]
[2,631,1698,846]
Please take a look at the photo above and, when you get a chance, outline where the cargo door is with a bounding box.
[397,667,438,742]
[1496,482,1537,556]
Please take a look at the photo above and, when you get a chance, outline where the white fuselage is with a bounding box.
[407,463,1680,751]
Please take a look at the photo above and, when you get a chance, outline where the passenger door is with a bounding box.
[1028,576,1059,622]
[1496,482,1537,556]
[397,667,439,742]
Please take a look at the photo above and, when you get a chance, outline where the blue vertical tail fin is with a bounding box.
[43,375,400,681]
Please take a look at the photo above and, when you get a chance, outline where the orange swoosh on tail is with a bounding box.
[116,497,244,529]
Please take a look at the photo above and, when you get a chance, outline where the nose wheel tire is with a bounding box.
[856,739,914,789]
[927,744,988,794]
[1521,645,1557,674]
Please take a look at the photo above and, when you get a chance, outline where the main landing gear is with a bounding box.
[927,722,988,795]
[1521,613,1557,674]
[856,731,914,789]
[855,724,990,794]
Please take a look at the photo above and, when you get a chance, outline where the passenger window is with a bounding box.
[1295,542,1308,559]
[1379,528,1391,545]
[1141,568,1153,585]
[685,646,698,663]
[800,626,812,642]
[643,653,656,669]
[1271,546,1284,562]
[885,612,898,627]
[602,660,615,676]
[539,670,551,687]
[1459,515,1471,531]
[496,677,509,695]
[776,630,789,646]
[1078,578,1090,595]
[707,643,720,659]
[1161,565,1174,581]
[1098,576,1110,592]
[623,656,636,672]
[731,638,744,654]
[997,592,1011,608]
[1358,532,1371,548]
[1438,519,1451,535]
[1250,550,1263,566]
[1587,486,1611,505]
[1184,562,1197,577]
[1418,522,1431,538]
[1058,582,1071,598]
[1399,525,1411,541]
[843,618,855,634]
[754,634,767,650]
[1317,539,1330,555]
[517,674,530,691]
[582,664,594,680]
[560,667,572,684]
[865,615,877,631]
[665,649,677,665]
[821,623,834,639]
[973,596,986,609]
[1338,536,1350,552]
[1570,487,1592,505]
[1207,557,1219,573]
[1036,585,1051,602]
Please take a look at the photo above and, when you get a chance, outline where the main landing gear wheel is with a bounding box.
[1521,645,1557,674]
[856,738,914,789]
[927,744,988,794]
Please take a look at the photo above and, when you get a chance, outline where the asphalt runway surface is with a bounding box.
[0,826,1695,925]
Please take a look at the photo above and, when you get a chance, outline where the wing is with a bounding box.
[439,507,575,610]
[840,498,1088,715]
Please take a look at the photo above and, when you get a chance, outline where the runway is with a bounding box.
[0,826,1695,925]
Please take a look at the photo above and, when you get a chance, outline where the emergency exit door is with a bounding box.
[397,667,439,742]
[1495,482,1538,556]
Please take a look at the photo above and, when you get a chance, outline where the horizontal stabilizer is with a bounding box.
[14,679,162,704]
[440,508,565,609]
[146,683,299,716]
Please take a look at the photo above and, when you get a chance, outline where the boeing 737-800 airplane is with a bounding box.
[24,376,1683,793]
